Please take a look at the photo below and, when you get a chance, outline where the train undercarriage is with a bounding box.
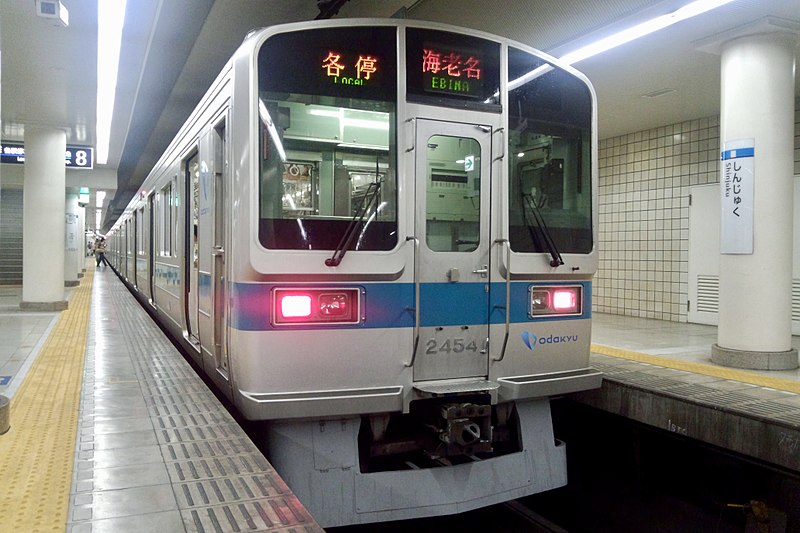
[359,395,523,472]
[264,397,566,527]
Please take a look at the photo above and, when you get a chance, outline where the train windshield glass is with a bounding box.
[257,26,398,250]
[507,47,593,255]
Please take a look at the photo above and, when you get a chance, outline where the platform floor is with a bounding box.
[0,265,321,532]
[592,312,800,384]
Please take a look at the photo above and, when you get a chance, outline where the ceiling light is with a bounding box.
[558,0,737,65]
[96,0,127,165]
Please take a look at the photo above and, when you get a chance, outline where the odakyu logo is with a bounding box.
[521,331,579,351]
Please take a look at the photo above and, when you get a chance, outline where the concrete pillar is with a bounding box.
[65,191,80,286]
[712,29,798,370]
[21,127,68,311]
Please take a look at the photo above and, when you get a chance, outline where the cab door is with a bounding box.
[413,119,492,381]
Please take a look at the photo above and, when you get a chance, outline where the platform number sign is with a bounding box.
[65,147,93,169]
[0,141,94,169]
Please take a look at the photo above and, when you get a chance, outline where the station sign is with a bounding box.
[720,139,754,254]
[0,141,94,169]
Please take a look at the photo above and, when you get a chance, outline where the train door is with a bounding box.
[197,118,229,378]
[185,151,201,348]
[211,120,229,375]
[147,193,156,306]
[413,119,492,381]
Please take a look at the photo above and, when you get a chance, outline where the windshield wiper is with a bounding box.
[521,193,564,268]
[325,180,382,267]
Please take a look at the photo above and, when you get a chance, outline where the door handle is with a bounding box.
[212,246,224,257]
[472,265,488,277]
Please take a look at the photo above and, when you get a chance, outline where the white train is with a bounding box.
[106,19,602,527]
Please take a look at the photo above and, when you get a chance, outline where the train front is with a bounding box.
[229,20,601,527]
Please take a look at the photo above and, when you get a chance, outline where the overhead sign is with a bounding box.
[720,139,754,254]
[0,141,94,169]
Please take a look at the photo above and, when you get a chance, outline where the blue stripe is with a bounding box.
[721,147,754,160]
[230,280,591,331]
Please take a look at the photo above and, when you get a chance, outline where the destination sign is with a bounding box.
[406,28,500,108]
[259,26,397,103]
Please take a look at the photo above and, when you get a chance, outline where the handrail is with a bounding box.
[493,238,511,362]
[405,117,416,153]
[404,235,420,367]
[492,127,505,162]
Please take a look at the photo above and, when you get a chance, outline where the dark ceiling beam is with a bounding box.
[315,0,350,19]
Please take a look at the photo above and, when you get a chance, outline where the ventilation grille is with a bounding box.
[0,190,23,285]
[696,276,800,323]
[696,275,719,313]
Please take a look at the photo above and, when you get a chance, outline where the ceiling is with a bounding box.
[1,0,799,230]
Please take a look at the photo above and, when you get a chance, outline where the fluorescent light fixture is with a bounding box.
[309,108,389,130]
[96,0,127,165]
[95,190,106,229]
[343,118,389,131]
[559,0,737,65]
[505,0,735,95]
[308,109,341,118]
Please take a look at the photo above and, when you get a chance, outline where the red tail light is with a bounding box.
[552,289,578,312]
[280,295,312,318]
[273,288,361,325]
[529,285,582,317]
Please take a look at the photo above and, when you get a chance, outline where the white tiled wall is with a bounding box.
[593,98,800,322]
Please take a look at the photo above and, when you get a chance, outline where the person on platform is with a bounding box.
[94,238,107,267]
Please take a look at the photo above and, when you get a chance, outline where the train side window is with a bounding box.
[136,207,145,255]
[160,182,173,256]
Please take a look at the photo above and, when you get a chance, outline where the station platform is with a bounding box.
[580,314,800,473]
[3,269,800,531]
[0,265,321,533]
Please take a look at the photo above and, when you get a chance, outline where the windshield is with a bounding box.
[507,47,592,254]
[257,27,398,251]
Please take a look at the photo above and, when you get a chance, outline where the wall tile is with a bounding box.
[593,98,800,322]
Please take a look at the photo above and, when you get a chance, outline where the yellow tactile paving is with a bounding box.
[592,343,800,395]
[0,268,93,533]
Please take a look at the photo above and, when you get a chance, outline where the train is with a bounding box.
[105,18,602,527]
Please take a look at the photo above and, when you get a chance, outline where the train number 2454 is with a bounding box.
[425,338,480,355]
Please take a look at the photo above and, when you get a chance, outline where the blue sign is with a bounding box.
[0,141,94,169]
[0,376,11,385]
